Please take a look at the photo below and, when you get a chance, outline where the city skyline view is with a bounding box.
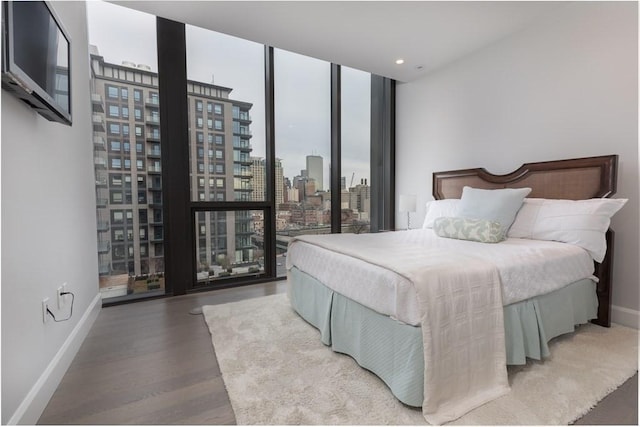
[87,0,373,301]
[86,0,371,189]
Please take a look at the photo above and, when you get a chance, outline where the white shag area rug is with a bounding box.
[202,293,638,425]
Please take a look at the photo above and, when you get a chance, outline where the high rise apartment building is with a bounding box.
[90,46,255,297]
[187,79,255,275]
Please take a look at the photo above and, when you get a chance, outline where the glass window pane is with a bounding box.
[274,49,331,275]
[186,25,265,202]
[341,67,371,234]
[194,210,264,284]
[88,1,164,302]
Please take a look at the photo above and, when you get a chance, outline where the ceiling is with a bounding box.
[111,1,568,83]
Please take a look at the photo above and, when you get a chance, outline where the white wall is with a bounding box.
[396,2,638,325]
[1,2,101,424]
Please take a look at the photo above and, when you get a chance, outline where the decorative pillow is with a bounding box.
[508,198,628,262]
[433,217,505,243]
[457,186,531,235]
[422,199,460,228]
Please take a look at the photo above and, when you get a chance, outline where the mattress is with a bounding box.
[287,229,595,326]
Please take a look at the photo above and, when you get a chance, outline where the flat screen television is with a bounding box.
[2,1,72,125]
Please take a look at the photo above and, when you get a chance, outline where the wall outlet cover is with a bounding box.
[42,298,50,324]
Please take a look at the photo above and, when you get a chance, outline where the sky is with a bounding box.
[86,0,371,190]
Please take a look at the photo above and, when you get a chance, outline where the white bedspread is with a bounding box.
[287,229,595,326]
[288,232,510,424]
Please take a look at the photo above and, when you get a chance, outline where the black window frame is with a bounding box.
[156,19,394,297]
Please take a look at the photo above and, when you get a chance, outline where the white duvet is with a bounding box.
[287,228,595,326]
[288,229,514,423]
[287,229,596,423]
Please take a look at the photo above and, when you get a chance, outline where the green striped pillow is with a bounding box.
[433,217,505,243]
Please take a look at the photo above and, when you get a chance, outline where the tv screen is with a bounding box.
[2,1,72,125]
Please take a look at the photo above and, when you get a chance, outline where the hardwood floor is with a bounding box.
[38,281,637,425]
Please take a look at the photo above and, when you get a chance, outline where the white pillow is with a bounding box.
[457,186,531,234]
[508,198,628,262]
[422,199,460,228]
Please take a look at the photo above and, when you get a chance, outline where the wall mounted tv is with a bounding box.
[2,1,72,125]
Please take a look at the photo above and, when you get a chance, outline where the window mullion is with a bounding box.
[157,17,192,295]
[331,63,342,233]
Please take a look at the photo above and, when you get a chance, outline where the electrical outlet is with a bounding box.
[42,298,50,324]
[57,287,63,309]
[57,283,67,309]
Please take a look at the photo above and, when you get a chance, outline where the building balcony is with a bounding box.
[146,115,160,124]
[149,199,163,208]
[97,221,110,232]
[95,175,108,187]
[148,165,162,174]
[235,230,254,239]
[93,135,106,151]
[233,130,252,138]
[96,197,109,208]
[233,113,252,123]
[97,241,111,253]
[150,234,164,243]
[94,157,107,169]
[233,172,253,178]
[92,115,105,132]
[147,149,161,158]
[232,140,251,150]
[234,145,252,153]
[91,94,104,113]
[145,97,159,107]
[146,132,161,142]
[235,161,253,167]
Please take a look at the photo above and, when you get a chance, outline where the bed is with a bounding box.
[286,154,623,424]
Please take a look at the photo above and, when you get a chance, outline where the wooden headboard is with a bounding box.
[432,154,618,327]
[433,155,617,200]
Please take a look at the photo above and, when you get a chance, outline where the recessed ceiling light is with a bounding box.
[395,59,405,65]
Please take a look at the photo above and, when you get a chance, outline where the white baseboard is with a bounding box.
[611,304,640,329]
[8,293,102,425]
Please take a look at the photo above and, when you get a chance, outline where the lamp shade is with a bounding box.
[399,194,417,213]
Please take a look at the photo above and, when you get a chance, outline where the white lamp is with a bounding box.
[399,194,417,230]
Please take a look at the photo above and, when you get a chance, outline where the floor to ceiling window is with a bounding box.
[185,25,267,287]
[87,1,164,303]
[89,7,394,300]
[273,49,331,275]
[340,66,372,234]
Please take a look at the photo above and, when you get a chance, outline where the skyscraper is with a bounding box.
[306,155,323,192]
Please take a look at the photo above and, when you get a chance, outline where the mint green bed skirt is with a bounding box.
[288,266,598,407]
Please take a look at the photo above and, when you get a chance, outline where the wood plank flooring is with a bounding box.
[38,281,637,425]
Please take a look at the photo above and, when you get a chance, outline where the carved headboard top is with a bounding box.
[433,155,618,200]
